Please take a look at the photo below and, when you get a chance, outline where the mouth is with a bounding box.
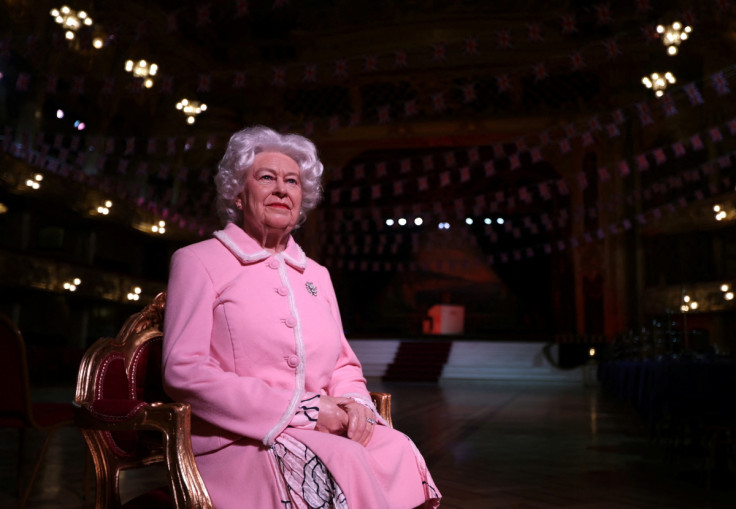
[268,203,290,210]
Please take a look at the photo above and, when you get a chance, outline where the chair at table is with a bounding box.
[74,291,393,509]
[0,314,75,509]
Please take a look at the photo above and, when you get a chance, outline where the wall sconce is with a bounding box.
[63,277,82,292]
[176,99,207,124]
[720,284,734,301]
[96,200,113,215]
[124,59,159,88]
[152,220,166,234]
[681,294,698,312]
[50,5,93,40]
[714,204,727,221]
[657,21,692,56]
[127,287,142,301]
[25,174,43,190]
[642,72,675,97]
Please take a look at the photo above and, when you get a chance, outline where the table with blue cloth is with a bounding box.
[598,358,736,433]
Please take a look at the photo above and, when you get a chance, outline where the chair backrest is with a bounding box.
[0,314,33,427]
[75,292,212,508]
[75,292,169,456]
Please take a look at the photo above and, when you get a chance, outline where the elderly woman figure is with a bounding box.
[163,125,441,509]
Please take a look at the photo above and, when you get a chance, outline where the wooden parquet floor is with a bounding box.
[2,379,734,508]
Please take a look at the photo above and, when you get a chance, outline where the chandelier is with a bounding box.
[641,72,676,97]
[657,21,692,56]
[124,59,159,88]
[50,6,93,40]
[176,99,207,124]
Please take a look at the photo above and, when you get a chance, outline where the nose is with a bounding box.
[273,177,286,195]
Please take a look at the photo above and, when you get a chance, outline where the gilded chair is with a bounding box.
[0,314,75,509]
[74,291,393,509]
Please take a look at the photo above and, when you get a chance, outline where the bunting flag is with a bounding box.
[560,12,577,34]
[497,74,511,92]
[603,38,621,59]
[569,50,585,71]
[394,50,408,68]
[432,42,447,61]
[497,29,512,49]
[527,22,543,42]
[661,93,678,116]
[532,62,548,81]
[636,102,653,126]
[595,3,614,25]
[712,72,730,95]
[46,75,58,93]
[303,64,317,82]
[363,55,378,72]
[642,24,659,43]
[684,82,704,105]
[197,74,212,91]
[334,59,348,79]
[464,35,479,56]
[233,71,247,88]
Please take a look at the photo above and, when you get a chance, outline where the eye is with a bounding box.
[286,178,300,185]
[259,174,274,181]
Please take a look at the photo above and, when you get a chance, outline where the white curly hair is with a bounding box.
[214,125,324,227]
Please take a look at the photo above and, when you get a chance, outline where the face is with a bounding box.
[238,151,303,236]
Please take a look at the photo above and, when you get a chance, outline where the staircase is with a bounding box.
[382,340,453,382]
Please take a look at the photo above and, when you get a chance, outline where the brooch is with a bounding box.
[305,282,318,296]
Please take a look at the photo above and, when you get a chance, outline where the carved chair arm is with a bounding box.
[74,401,213,509]
[370,392,393,428]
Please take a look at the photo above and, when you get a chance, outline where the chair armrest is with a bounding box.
[74,401,213,508]
[370,392,393,428]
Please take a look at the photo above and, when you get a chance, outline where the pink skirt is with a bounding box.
[273,426,441,509]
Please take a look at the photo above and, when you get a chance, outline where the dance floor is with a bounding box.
[1,378,734,508]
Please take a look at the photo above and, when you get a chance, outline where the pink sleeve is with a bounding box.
[289,392,320,430]
[162,248,297,445]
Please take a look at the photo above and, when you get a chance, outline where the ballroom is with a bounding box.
[1,1,735,507]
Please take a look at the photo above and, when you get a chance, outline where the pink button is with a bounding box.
[286,355,300,368]
[268,259,280,269]
[284,317,297,328]
[276,287,289,296]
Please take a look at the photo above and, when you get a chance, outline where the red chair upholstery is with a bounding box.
[74,291,393,508]
[0,314,75,509]
[74,292,212,509]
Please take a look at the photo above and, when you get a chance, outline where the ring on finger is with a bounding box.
[366,417,376,425]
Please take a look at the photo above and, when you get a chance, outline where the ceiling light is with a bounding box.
[50,5,93,41]
[656,21,692,56]
[125,59,159,88]
[642,72,675,98]
[176,98,207,124]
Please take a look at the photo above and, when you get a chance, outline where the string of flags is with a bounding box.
[2,2,722,137]
[3,73,736,242]
[9,60,734,205]
[319,156,736,272]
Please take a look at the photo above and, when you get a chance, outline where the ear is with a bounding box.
[235,199,243,210]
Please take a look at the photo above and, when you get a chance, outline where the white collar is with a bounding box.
[213,223,307,271]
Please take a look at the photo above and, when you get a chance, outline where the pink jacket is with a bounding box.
[163,224,440,509]
[162,222,371,453]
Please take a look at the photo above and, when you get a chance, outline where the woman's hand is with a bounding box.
[315,395,349,436]
[315,396,376,446]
